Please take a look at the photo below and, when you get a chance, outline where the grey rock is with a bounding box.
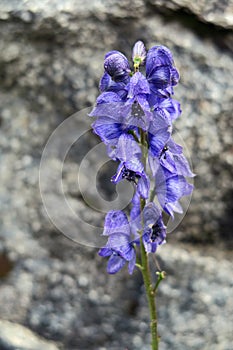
[147,0,233,29]
[0,320,60,350]
[0,1,232,350]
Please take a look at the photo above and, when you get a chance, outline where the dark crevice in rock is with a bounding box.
[0,253,14,278]
[146,5,233,53]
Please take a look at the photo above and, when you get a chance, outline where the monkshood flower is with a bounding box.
[147,113,171,158]
[149,137,195,178]
[155,166,193,217]
[148,95,181,124]
[99,72,129,100]
[131,201,166,253]
[111,134,150,199]
[146,45,180,97]
[89,40,194,349]
[90,41,194,264]
[125,71,152,131]
[141,203,166,253]
[98,210,136,274]
[91,72,153,128]
[104,50,131,83]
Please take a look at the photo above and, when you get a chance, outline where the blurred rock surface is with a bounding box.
[0,319,60,350]
[0,1,232,349]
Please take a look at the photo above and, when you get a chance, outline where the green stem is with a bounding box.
[139,196,159,350]
[140,241,159,349]
[138,129,163,349]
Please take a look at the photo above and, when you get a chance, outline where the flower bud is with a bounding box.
[104,50,130,83]
[132,40,146,68]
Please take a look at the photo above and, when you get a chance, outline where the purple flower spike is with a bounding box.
[104,50,131,83]
[90,40,194,275]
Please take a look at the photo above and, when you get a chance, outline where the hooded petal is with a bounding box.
[146,45,179,96]
[104,50,130,83]
[147,65,171,90]
[146,45,174,76]
[171,67,180,86]
[103,210,130,236]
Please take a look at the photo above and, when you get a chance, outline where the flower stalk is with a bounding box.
[89,40,194,349]
[140,237,159,349]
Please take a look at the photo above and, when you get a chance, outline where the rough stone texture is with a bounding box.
[0,1,232,349]
[0,320,60,350]
[147,0,233,28]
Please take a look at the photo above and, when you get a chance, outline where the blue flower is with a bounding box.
[99,72,129,100]
[99,210,136,274]
[92,72,153,133]
[124,72,153,131]
[147,111,171,161]
[149,137,195,178]
[132,202,166,253]
[111,134,150,199]
[146,45,179,97]
[142,203,166,253]
[90,40,194,274]
[155,166,194,217]
[148,96,181,124]
[104,50,131,83]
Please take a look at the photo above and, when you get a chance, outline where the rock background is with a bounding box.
[0,1,232,349]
